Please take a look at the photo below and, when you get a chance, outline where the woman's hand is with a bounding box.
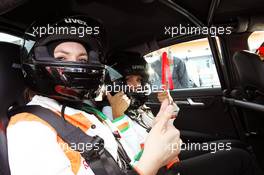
[106,92,131,119]
[135,104,181,175]
[154,94,179,125]
[157,91,172,103]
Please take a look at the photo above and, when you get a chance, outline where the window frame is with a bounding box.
[145,35,225,91]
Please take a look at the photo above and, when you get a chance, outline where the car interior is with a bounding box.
[1,0,264,174]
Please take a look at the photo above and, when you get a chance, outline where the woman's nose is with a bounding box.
[130,78,139,86]
[68,55,79,62]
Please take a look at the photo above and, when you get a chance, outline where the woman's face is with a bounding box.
[53,42,88,62]
[126,75,142,91]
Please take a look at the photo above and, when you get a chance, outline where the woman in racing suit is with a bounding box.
[7,16,181,175]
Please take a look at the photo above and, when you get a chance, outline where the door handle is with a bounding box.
[186,98,205,106]
[175,98,205,106]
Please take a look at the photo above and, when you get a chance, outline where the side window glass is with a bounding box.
[144,38,221,90]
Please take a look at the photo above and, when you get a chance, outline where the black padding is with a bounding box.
[233,51,264,92]
[0,42,25,118]
[0,42,26,175]
[0,0,27,15]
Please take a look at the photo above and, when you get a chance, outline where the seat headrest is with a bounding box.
[0,42,26,118]
[256,42,264,57]
[233,50,264,93]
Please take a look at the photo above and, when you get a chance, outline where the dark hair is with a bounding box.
[23,88,36,103]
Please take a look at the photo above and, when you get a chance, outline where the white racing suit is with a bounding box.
[7,95,140,175]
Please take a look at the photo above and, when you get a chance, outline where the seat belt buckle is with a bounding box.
[81,136,105,161]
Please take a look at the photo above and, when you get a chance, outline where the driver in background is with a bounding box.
[102,51,263,175]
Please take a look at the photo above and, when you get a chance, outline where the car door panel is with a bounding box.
[146,88,238,142]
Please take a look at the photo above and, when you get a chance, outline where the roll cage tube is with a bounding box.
[158,0,230,90]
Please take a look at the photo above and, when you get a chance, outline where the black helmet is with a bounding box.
[109,51,149,85]
[108,51,150,109]
[22,16,107,102]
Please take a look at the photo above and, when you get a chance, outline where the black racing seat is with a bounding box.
[232,50,264,169]
[175,51,264,153]
[233,50,264,100]
[0,42,26,175]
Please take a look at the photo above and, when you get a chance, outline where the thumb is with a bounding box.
[106,92,112,102]
[156,98,169,117]
[164,104,178,117]
[154,112,171,131]
[167,90,173,103]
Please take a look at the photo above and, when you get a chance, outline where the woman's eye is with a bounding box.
[78,58,88,63]
[55,57,65,61]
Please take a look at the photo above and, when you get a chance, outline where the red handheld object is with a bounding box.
[161,52,174,90]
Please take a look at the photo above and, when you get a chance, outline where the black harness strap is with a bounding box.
[8,105,128,175]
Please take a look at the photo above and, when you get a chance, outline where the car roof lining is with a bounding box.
[0,0,263,52]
